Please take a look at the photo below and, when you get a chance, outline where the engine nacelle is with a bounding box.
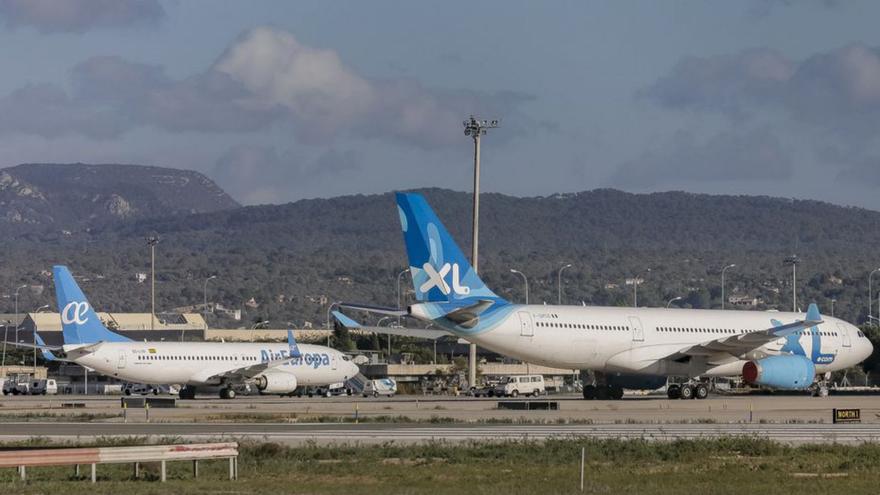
[254,370,298,394]
[742,355,815,390]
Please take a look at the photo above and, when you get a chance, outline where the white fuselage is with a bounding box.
[65,341,359,388]
[444,305,872,377]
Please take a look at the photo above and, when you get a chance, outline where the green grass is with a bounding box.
[2,437,879,494]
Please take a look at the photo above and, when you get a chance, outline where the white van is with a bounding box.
[30,379,58,395]
[494,375,545,397]
[363,378,397,397]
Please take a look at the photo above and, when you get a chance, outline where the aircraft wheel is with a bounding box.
[667,384,681,400]
[679,384,694,400]
[694,383,709,400]
[583,385,596,400]
[609,385,624,400]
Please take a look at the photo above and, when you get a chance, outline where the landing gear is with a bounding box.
[219,387,236,400]
[583,385,596,400]
[581,384,624,400]
[179,386,196,400]
[668,381,709,400]
[812,373,831,398]
[679,384,694,400]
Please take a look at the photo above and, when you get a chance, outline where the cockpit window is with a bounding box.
[858,331,865,338]
[342,356,351,361]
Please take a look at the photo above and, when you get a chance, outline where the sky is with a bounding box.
[1,1,880,209]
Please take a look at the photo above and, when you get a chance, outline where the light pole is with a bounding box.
[721,264,736,310]
[146,236,160,331]
[396,268,409,327]
[203,275,217,331]
[510,269,529,304]
[250,320,269,342]
[666,296,682,308]
[831,299,836,318]
[870,268,880,325]
[13,284,27,346]
[32,304,49,374]
[557,263,572,305]
[463,115,499,389]
[784,255,800,312]
[632,270,650,308]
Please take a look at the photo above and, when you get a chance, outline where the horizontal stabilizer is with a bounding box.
[338,302,408,317]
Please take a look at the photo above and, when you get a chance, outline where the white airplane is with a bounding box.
[28,266,359,399]
[339,192,873,400]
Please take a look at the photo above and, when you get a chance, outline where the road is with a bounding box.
[1,421,878,445]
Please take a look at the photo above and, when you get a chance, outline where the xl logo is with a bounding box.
[420,262,470,296]
[62,301,90,325]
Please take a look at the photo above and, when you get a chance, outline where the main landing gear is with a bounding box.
[219,387,236,400]
[179,386,196,400]
[667,382,709,400]
[582,384,624,400]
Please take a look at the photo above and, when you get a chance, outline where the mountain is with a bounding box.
[2,184,880,328]
[0,163,239,237]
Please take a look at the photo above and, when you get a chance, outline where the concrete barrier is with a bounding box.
[497,400,559,411]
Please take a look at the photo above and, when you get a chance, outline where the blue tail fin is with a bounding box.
[53,265,131,344]
[34,333,57,361]
[287,330,302,358]
[395,192,505,304]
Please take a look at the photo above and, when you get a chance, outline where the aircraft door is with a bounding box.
[518,312,534,337]
[331,354,338,370]
[117,350,127,369]
[628,317,645,342]
[837,322,852,347]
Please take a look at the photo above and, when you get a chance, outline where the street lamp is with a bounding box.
[721,264,736,310]
[783,255,801,312]
[870,268,880,325]
[831,299,836,318]
[462,115,499,389]
[396,268,409,327]
[32,304,49,374]
[666,296,682,308]
[250,320,269,342]
[13,284,28,345]
[146,235,160,331]
[510,269,529,304]
[632,270,650,308]
[557,263,572,305]
[203,275,217,331]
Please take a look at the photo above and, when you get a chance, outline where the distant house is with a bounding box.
[728,295,763,307]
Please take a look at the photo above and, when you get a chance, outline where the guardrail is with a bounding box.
[0,442,238,483]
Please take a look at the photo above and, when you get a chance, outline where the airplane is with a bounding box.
[21,265,360,399]
[338,192,874,400]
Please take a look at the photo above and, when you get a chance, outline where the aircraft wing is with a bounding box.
[664,303,823,363]
[337,302,408,317]
[194,330,302,383]
[332,311,452,340]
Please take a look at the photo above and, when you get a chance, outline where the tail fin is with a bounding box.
[287,330,302,359]
[53,265,131,344]
[34,333,57,361]
[395,192,504,304]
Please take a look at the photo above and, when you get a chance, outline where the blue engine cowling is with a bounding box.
[742,355,815,389]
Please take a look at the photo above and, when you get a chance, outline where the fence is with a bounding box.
[0,442,238,483]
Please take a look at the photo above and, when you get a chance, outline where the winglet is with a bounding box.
[34,333,57,362]
[332,310,362,329]
[287,330,302,359]
[806,303,821,323]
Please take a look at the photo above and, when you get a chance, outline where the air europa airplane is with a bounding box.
[340,193,873,400]
[29,266,359,399]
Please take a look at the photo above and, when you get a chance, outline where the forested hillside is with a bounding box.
[1,181,879,328]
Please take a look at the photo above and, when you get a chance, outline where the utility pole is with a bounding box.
[201,275,217,339]
[784,255,800,312]
[870,268,880,325]
[721,264,736,310]
[463,115,499,389]
[557,263,572,305]
[32,304,49,374]
[146,236,160,331]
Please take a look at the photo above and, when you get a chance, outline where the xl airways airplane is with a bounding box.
[340,193,873,399]
[31,266,359,399]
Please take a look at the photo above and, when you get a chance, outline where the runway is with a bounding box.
[2,421,880,445]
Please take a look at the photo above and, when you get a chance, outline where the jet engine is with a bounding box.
[742,355,815,390]
[254,370,298,394]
